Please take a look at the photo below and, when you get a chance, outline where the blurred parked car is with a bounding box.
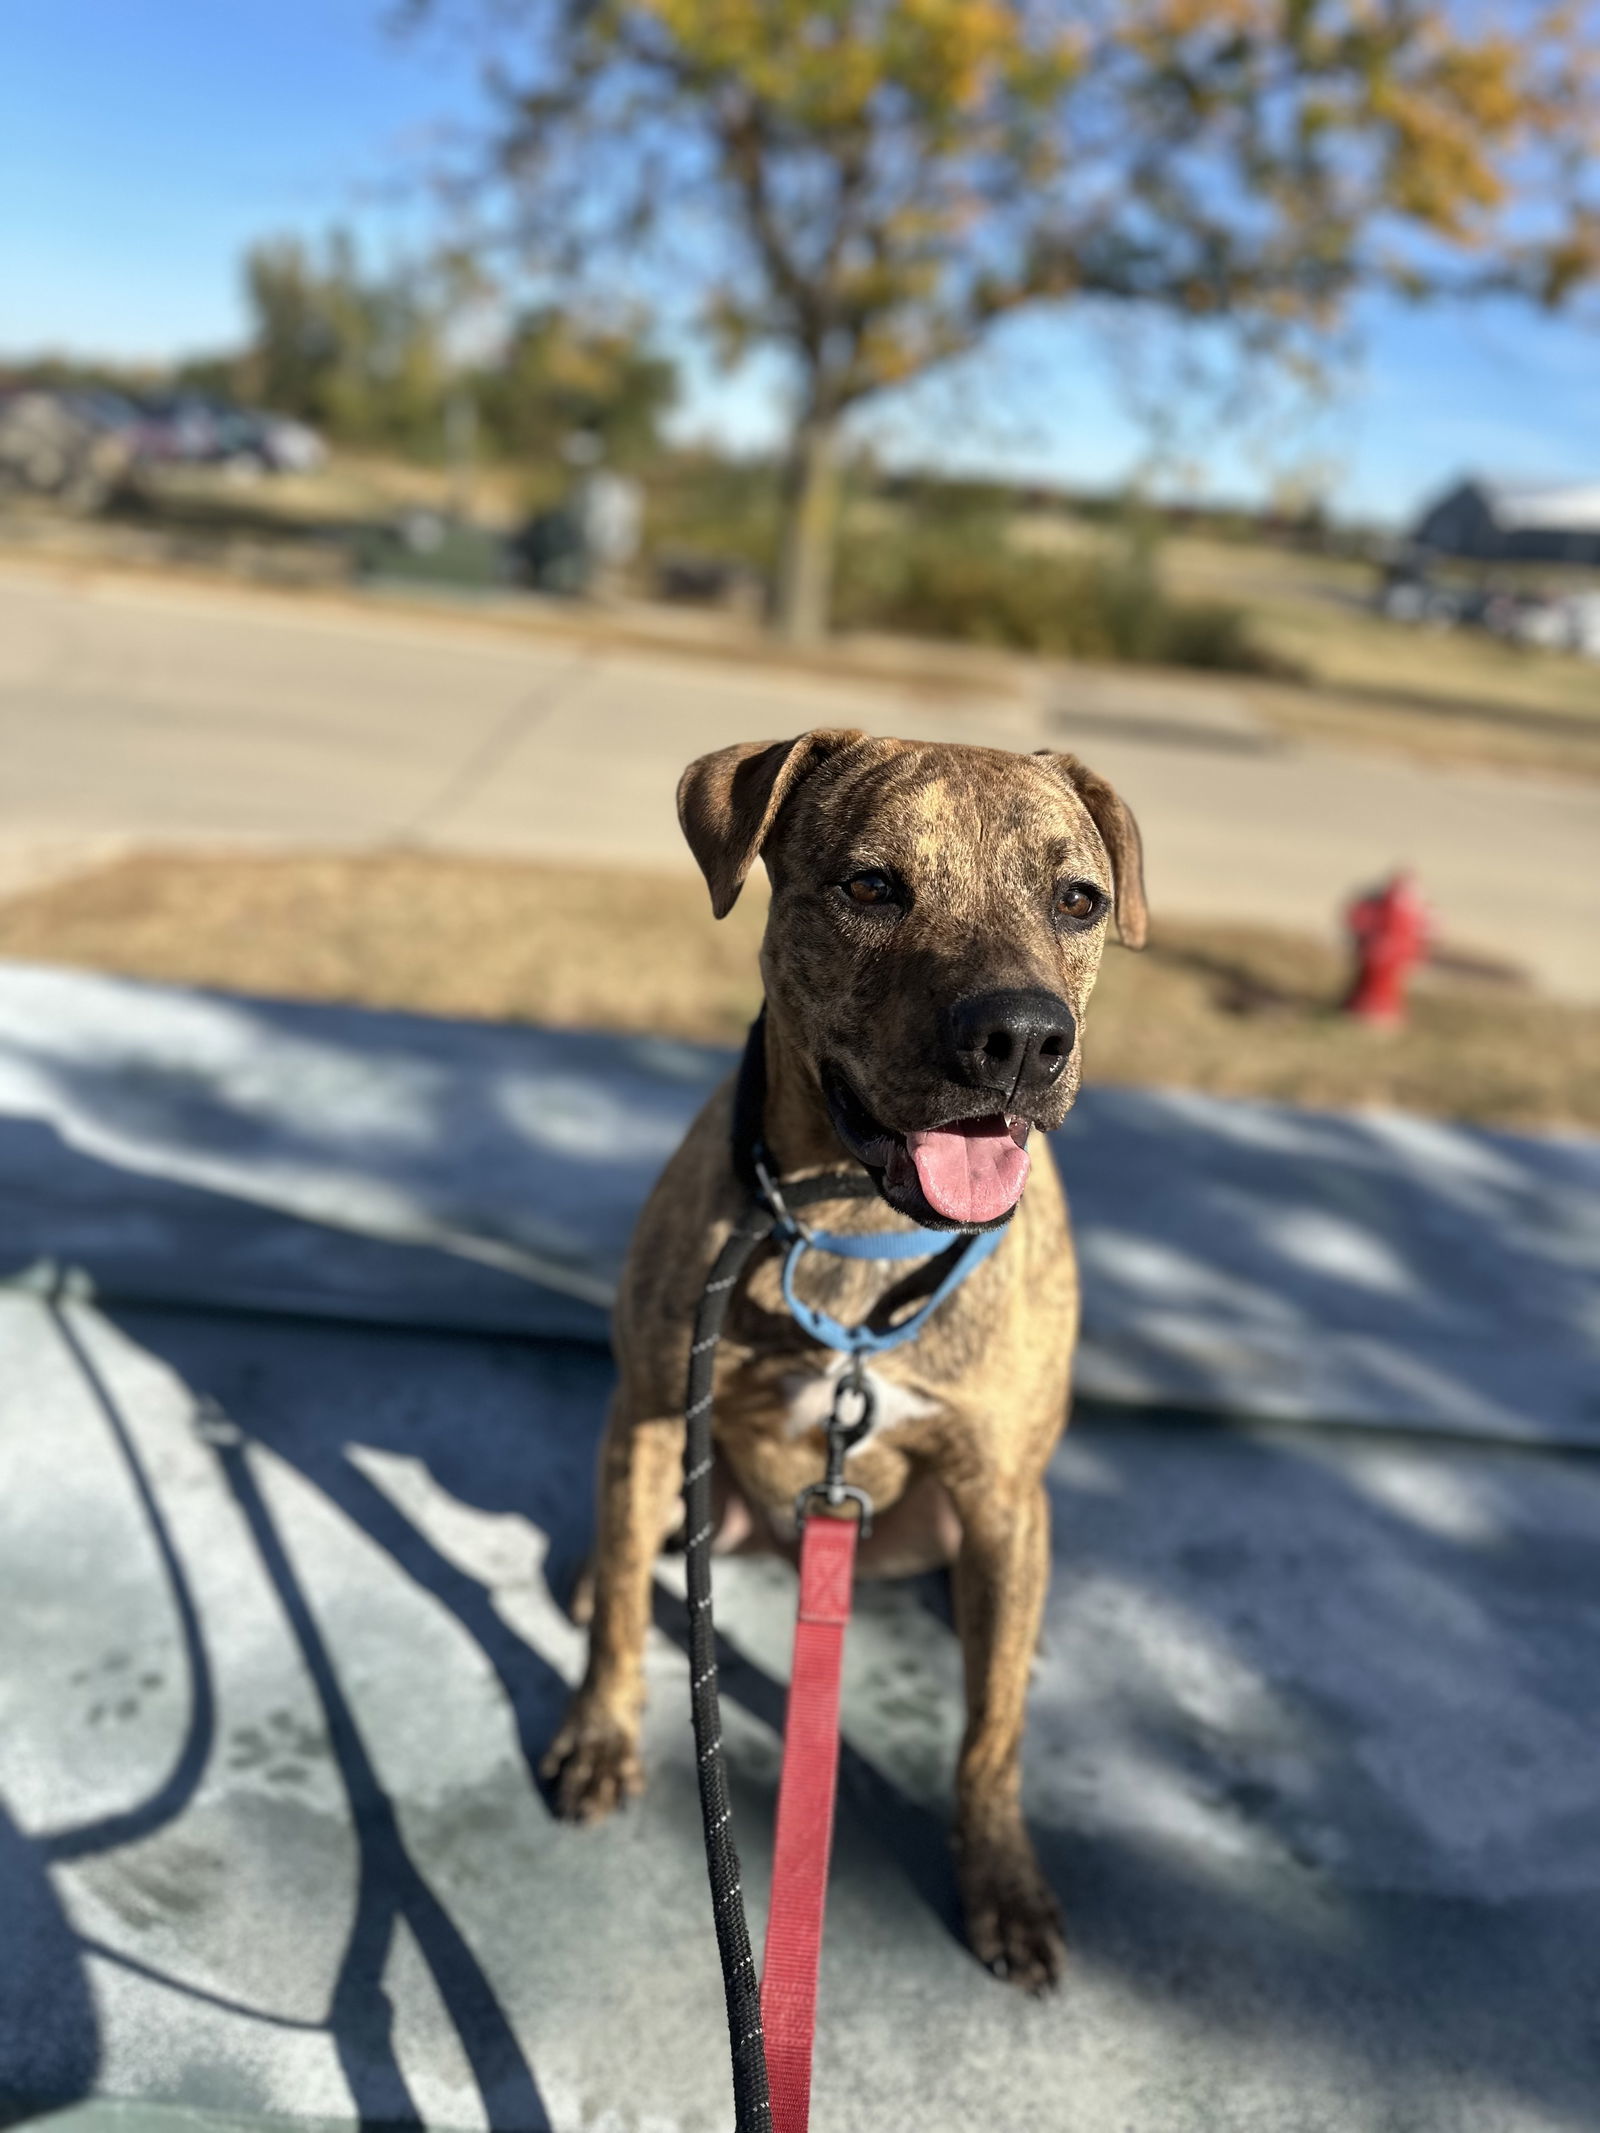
[1501,592,1571,652]
[655,551,764,616]
[1501,589,1600,657]
[1567,593,1600,658]
[1376,555,1600,660]
[0,386,327,508]
[1376,559,1467,627]
[129,396,326,475]
[0,389,133,511]
[63,387,143,437]
[212,407,326,475]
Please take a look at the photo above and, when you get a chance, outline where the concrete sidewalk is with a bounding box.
[3,963,1597,1442]
[3,562,1598,999]
[5,1294,1599,2133]
[4,969,1599,2133]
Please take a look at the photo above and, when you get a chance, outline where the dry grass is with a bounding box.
[134,452,539,533]
[1084,923,1599,1131]
[1162,536,1600,780]
[2,849,1595,1135]
[1240,679,1600,781]
[0,849,768,1044]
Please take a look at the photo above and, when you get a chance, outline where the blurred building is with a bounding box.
[1414,476,1600,565]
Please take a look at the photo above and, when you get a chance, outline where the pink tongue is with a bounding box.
[902,1118,1030,1225]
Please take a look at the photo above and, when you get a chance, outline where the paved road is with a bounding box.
[2,561,1598,998]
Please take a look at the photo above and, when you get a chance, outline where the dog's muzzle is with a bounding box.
[942,988,1076,1105]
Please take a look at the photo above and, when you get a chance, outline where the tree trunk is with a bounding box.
[771,410,840,644]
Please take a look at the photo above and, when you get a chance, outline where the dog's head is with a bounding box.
[679,731,1147,1229]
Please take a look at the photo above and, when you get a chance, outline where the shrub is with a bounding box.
[640,460,1292,675]
[1157,598,1276,672]
[833,512,1288,675]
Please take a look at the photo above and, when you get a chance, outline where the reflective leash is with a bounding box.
[682,1012,1006,2132]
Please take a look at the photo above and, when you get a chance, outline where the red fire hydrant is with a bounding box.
[1343,871,1430,1025]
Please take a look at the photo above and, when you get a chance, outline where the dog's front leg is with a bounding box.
[950,1479,1065,1991]
[542,1391,684,1822]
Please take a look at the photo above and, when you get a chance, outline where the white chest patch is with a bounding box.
[781,1355,940,1450]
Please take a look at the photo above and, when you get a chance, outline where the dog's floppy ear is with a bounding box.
[678,729,867,917]
[1036,751,1149,948]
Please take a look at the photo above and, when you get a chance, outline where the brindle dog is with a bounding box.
[543,729,1147,1991]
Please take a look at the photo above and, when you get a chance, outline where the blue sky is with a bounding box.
[3,0,1596,527]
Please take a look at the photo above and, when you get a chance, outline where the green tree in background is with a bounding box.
[412,0,1600,640]
[236,230,676,471]
[239,231,448,453]
[470,308,678,467]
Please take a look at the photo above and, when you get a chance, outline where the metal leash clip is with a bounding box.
[795,1355,875,1536]
[751,1142,812,1244]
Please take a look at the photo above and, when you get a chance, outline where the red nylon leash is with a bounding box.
[759,1510,860,2133]
[689,1028,968,2128]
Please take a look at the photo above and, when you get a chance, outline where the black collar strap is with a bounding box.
[730,1003,775,1203]
[731,1005,873,1220]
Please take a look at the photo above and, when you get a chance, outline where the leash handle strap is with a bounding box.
[760,1511,860,2133]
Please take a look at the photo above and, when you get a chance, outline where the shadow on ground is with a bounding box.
[1,966,1596,1441]
[0,975,1597,2129]
[1,1209,1597,2125]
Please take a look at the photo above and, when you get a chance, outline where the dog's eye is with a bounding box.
[843,869,896,907]
[1054,880,1105,925]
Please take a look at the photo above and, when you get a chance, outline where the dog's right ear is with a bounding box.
[677,729,867,917]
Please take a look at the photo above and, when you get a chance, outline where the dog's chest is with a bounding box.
[715,1351,942,1534]
[714,1241,961,1510]
[778,1355,940,1449]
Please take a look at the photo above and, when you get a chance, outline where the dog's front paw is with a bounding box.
[540,1700,644,1823]
[958,1832,1066,1993]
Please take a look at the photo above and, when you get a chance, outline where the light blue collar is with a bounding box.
[777,1216,1006,1356]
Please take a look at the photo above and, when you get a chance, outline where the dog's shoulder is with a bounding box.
[614,1072,745,1366]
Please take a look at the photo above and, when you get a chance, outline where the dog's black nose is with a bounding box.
[944,988,1077,1102]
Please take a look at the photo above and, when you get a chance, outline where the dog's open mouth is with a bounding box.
[823,1065,1032,1229]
